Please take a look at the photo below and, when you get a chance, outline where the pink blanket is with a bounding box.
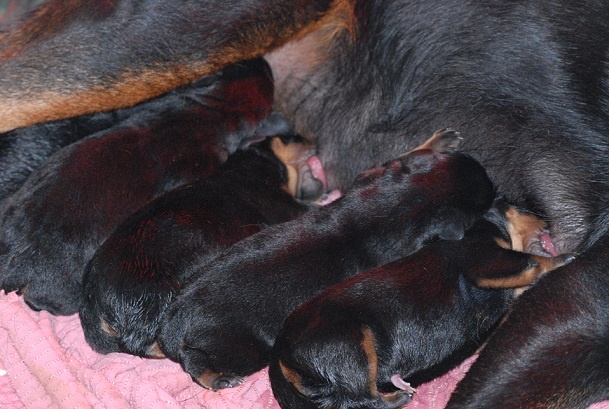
[0,291,607,409]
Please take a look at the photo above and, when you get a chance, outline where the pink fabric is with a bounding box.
[0,290,607,409]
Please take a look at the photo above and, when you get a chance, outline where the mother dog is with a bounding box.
[2,0,609,407]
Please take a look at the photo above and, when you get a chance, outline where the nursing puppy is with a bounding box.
[0,58,275,316]
[270,204,574,409]
[80,136,317,358]
[158,129,495,391]
[4,0,609,405]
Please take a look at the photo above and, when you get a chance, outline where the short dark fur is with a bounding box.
[4,0,609,405]
[158,131,495,390]
[0,109,130,203]
[0,58,275,315]
[269,205,573,409]
[0,0,335,131]
[80,137,310,358]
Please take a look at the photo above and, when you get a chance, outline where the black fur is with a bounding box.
[0,110,128,203]
[267,3,609,405]
[3,0,609,405]
[269,208,573,409]
[158,131,495,390]
[80,138,309,358]
[0,58,274,315]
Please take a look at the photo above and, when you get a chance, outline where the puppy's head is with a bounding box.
[271,324,413,409]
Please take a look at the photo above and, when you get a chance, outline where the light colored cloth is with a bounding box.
[0,291,607,409]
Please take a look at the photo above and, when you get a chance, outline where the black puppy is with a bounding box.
[80,136,318,358]
[158,129,495,390]
[0,58,275,316]
[0,73,289,205]
[0,110,127,204]
[269,204,573,409]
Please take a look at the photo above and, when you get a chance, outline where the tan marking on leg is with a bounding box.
[476,254,568,289]
[0,63,215,132]
[494,237,512,250]
[405,128,462,155]
[361,327,379,396]
[0,1,350,132]
[197,369,224,390]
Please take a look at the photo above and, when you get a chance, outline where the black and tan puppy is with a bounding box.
[158,129,495,391]
[5,0,609,405]
[79,136,319,359]
[269,204,574,409]
[0,58,275,316]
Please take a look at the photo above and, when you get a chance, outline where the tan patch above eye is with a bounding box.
[100,319,118,336]
[279,360,310,396]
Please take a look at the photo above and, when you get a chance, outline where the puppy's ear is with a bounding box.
[438,223,465,241]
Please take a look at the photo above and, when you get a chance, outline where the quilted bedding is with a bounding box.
[1,290,608,409]
[0,290,470,409]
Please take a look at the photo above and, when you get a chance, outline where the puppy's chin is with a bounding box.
[296,163,325,201]
[270,359,414,409]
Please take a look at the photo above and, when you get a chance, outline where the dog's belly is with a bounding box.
[267,0,609,254]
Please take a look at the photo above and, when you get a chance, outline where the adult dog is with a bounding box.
[2,0,609,407]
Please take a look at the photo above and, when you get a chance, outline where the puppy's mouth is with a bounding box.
[504,206,559,257]
[270,138,341,205]
[537,231,558,257]
[299,155,342,205]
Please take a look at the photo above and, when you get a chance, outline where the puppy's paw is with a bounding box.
[418,128,462,153]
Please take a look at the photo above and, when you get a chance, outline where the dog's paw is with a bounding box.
[421,128,463,153]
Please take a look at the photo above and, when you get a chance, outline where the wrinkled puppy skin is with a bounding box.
[158,129,495,391]
[0,58,275,316]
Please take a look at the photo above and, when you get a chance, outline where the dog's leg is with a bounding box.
[0,0,337,132]
[447,235,609,409]
[473,252,574,290]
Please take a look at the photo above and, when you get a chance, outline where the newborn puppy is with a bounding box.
[0,58,275,316]
[269,204,574,409]
[0,110,126,204]
[0,79,243,205]
[80,136,316,358]
[158,129,495,391]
